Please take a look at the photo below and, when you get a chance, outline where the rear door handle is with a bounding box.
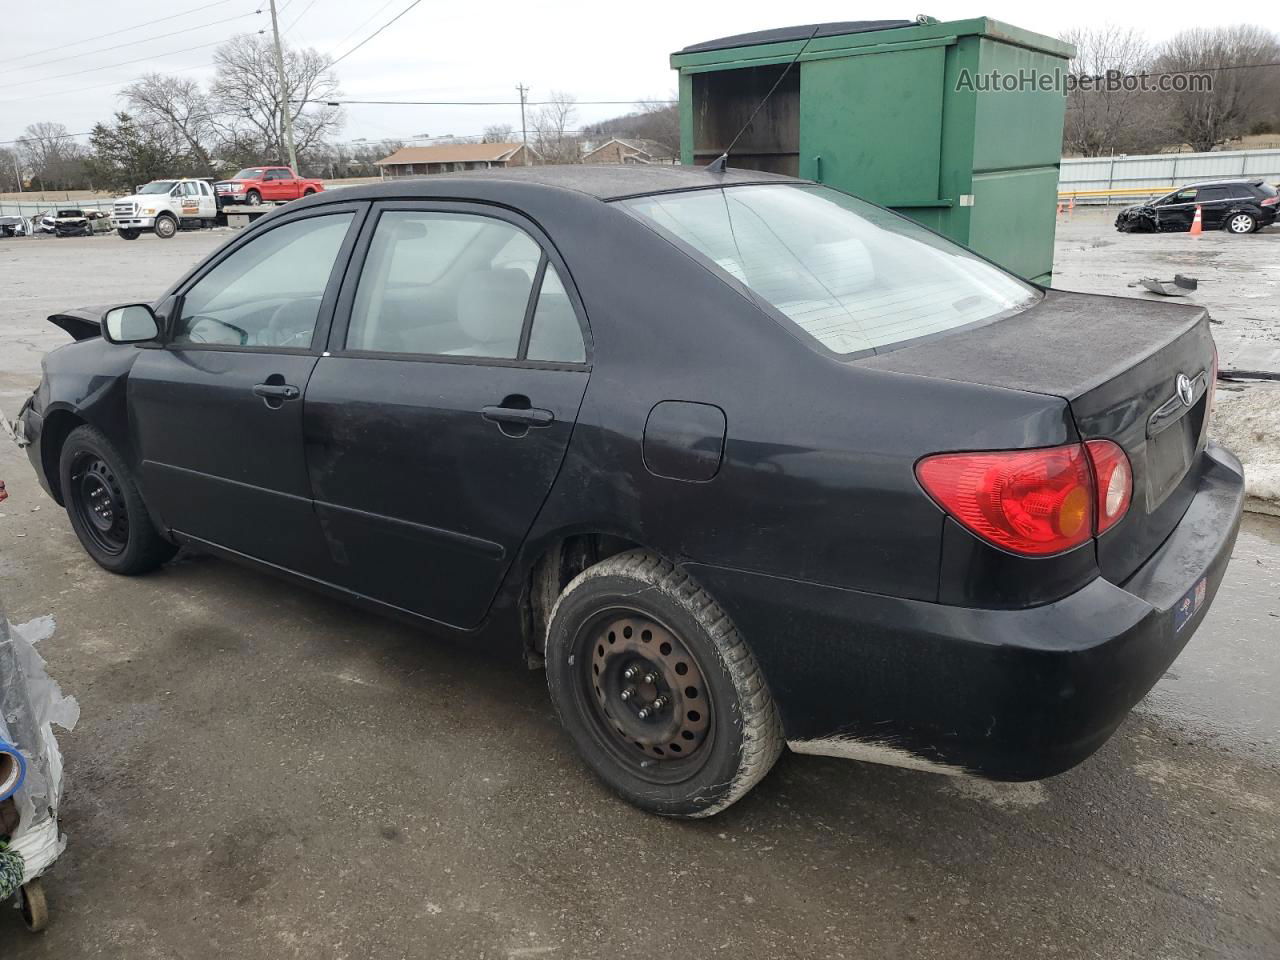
[252,382,300,401]
[481,405,554,427]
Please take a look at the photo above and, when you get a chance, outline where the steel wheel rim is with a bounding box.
[157,218,175,237]
[577,609,714,783]
[1230,215,1252,233]
[71,453,129,555]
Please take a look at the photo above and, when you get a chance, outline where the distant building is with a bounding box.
[582,138,677,165]
[375,142,539,177]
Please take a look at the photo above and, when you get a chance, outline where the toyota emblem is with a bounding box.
[1176,373,1194,407]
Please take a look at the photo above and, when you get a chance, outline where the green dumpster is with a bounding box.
[671,19,1074,285]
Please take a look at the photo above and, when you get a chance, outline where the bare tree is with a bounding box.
[530,92,580,163]
[0,147,21,192]
[123,73,217,175]
[209,33,345,171]
[482,123,515,143]
[1154,25,1280,151]
[16,122,88,190]
[1060,26,1164,156]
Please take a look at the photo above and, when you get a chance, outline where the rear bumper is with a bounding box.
[686,441,1245,781]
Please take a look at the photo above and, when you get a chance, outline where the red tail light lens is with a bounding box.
[916,445,1095,556]
[1261,195,1278,206]
[1084,439,1132,534]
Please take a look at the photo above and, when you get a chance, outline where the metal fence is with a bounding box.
[0,197,115,219]
[1059,149,1280,204]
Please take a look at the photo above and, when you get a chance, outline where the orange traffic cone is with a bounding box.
[1189,204,1203,236]
[1067,195,1075,217]
[1057,200,1064,215]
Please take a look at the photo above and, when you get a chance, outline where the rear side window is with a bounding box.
[622,184,1038,356]
[1198,186,1229,202]
[527,265,586,363]
[175,213,353,348]
[345,211,585,363]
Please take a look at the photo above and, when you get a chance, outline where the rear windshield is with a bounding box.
[621,184,1039,356]
[1257,182,1278,198]
[232,168,264,179]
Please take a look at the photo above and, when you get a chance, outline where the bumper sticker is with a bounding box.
[1174,576,1208,632]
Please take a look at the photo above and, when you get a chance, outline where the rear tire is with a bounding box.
[545,550,782,818]
[1226,212,1257,234]
[153,214,177,239]
[59,425,176,575]
[117,228,140,240]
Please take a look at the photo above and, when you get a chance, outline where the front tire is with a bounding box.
[117,228,140,240]
[246,189,262,206]
[59,425,176,575]
[545,550,782,818]
[1226,212,1257,234]
[153,214,177,239]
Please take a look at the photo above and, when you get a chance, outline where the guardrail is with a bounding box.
[1059,147,1280,205]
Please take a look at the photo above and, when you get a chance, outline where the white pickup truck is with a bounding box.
[111,178,219,239]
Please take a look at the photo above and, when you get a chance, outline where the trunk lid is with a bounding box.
[861,289,1214,583]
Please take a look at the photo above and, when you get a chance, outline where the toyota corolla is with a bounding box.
[13,166,1243,817]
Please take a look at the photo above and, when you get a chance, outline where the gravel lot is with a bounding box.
[0,226,1277,959]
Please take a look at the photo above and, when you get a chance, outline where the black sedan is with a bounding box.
[14,166,1244,817]
[1115,178,1278,234]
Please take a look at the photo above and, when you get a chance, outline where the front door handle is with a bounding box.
[480,405,554,427]
[252,382,300,405]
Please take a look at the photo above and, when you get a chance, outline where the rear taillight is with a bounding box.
[916,445,1094,556]
[1261,195,1278,206]
[1084,439,1132,535]
[917,441,1134,556]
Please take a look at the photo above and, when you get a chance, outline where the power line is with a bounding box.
[3,0,236,67]
[299,98,677,107]
[326,0,397,58]
[0,10,263,78]
[329,0,426,67]
[0,107,248,147]
[0,35,263,93]
[285,0,321,34]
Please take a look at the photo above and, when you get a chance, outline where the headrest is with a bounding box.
[457,268,531,350]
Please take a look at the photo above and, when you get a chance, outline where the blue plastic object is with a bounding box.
[0,739,25,803]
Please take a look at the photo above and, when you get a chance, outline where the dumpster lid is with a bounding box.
[678,20,915,54]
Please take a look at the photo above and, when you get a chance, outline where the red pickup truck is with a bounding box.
[215,166,324,206]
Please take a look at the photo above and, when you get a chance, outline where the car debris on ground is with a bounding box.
[0,600,79,933]
[1133,274,1199,296]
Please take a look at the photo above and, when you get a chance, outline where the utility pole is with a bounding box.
[516,83,530,165]
[268,0,299,173]
[10,153,21,193]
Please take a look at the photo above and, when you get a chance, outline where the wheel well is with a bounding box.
[40,409,86,504]
[523,532,641,660]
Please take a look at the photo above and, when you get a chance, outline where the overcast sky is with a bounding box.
[1,1,1274,150]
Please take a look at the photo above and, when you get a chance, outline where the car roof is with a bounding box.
[319,164,805,203]
[1179,178,1266,188]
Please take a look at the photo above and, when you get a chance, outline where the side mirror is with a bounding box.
[102,304,160,344]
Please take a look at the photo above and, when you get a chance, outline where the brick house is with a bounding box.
[375,142,539,177]
[582,138,677,165]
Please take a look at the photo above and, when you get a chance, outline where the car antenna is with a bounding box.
[706,23,822,174]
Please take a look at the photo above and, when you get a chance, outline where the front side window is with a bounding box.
[622,184,1039,356]
[346,211,584,362]
[175,213,353,348]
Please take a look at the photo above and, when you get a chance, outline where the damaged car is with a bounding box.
[1115,178,1278,234]
[48,208,96,237]
[12,166,1244,817]
[0,216,31,238]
